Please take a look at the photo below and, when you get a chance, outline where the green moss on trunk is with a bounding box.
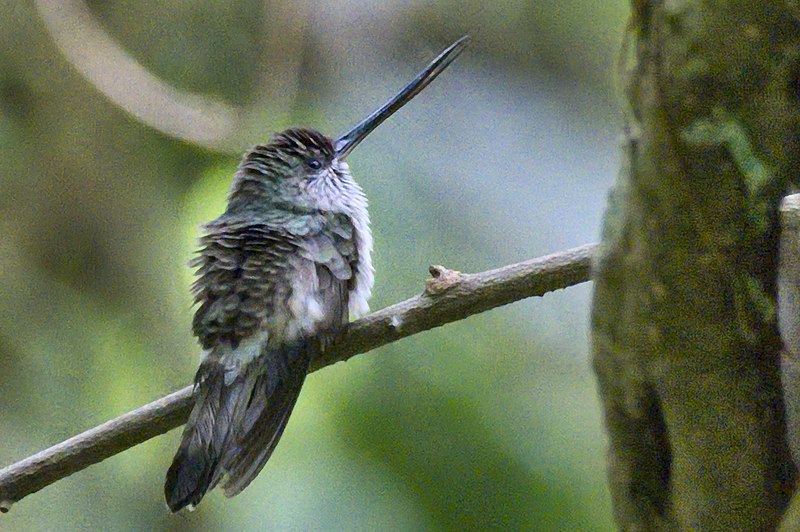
[592,1,800,529]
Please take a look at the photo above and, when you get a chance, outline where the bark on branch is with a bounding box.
[0,243,596,513]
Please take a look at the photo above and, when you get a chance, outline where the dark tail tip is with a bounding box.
[164,448,216,512]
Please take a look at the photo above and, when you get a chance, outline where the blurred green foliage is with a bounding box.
[0,0,627,530]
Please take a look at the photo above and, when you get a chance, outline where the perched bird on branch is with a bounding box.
[164,36,469,512]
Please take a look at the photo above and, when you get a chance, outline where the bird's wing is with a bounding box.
[191,212,358,343]
[190,219,297,349]
[168,211,363,510]
[295,212,357,326]
[167,219,300,510]
[218,214,360,496]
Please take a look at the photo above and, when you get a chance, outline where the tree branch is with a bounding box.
[34,0,240,152]
[0,243,596,513]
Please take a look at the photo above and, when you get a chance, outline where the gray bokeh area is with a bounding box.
[0,1,627,530]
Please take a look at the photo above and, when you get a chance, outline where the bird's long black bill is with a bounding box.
[335,35,470,159]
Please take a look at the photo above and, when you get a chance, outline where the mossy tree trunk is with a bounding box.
[591,1,800,529]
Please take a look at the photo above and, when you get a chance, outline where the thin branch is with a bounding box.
[0,243,596,513]
[34,0,239,152]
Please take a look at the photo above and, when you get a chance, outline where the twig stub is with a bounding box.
[426,265,463,295]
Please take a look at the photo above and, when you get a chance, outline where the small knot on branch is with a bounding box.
[425,265,463,295]
[389,315,403,331]
[0,499,13,513]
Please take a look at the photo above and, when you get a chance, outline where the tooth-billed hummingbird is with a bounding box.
[164,36,469,512]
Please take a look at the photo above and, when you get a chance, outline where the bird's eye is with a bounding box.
[306,158,322,170]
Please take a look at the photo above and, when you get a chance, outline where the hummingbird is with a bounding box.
[164,36,469,512]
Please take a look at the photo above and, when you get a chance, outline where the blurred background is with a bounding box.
[0,0,627,529]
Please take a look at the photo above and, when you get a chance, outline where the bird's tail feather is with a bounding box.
[221,346,310,497]
[164,343,311,512]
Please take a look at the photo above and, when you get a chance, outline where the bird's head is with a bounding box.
[227,35,470,215]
